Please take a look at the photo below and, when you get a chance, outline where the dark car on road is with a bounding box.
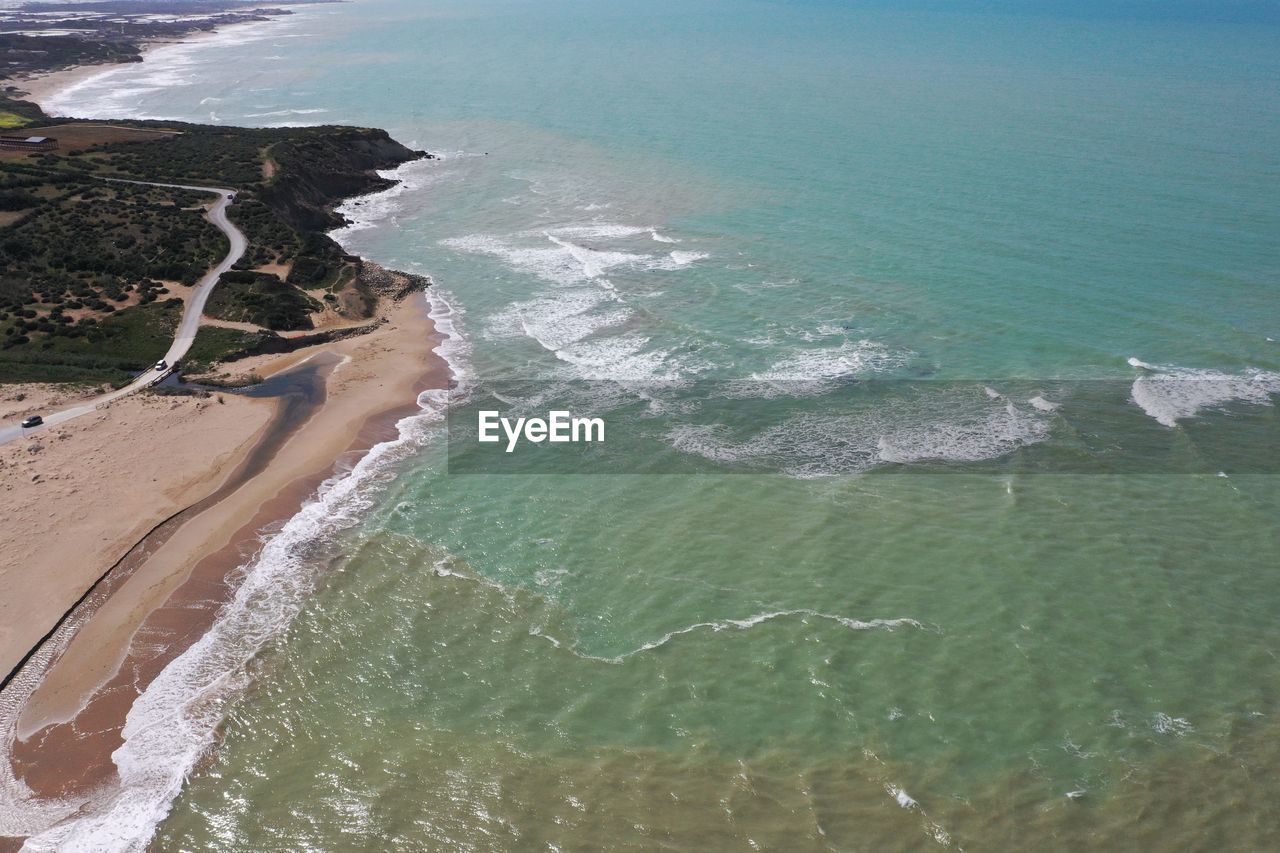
[21,415,43,429]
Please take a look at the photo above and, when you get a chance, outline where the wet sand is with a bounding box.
[0,392,276,685]
[0,17,453,848]
[8,63,124,109]
[0,294,449,843]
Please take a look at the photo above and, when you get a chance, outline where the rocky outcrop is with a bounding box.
[256,129,430,234]
[359,262,431,302]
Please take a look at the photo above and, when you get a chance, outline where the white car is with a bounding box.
[155,360,168,372]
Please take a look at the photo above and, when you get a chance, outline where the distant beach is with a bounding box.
[4,2,311,116]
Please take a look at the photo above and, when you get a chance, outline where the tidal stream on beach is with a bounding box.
[9,0,1280,848]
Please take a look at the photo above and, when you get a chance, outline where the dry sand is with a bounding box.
[2,293,447,816]
[0,392,274,683]
[20,296,444,728]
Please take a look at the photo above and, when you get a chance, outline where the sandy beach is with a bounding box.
[0,390,275,685]
[6,8,290,111]
[1,289,447,843]
[6,63,121,109]
[0,54,450,845]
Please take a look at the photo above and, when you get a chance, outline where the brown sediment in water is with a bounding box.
[1,294,449,833]
[8,359,335,799]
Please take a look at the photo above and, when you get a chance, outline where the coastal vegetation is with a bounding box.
[205,271,322,331]
[0,95,426,384]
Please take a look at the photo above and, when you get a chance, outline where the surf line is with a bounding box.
[478,410,605,452]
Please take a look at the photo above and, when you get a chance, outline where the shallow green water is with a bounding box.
[40,0,1280,848]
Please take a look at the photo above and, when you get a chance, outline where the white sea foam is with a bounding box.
[1151,713,1193,736]
[241,107,330,118]
[41,17,297,118]
[1128,359,1280,428]
[443,223,710,379]
[547,223,652,240]
[753,339,905,383]
[889,786,919,810]
[443,223,708,288]
[487,288,630,352]
[444,230,696,288]
[574,610,925,665]
[554,333,677,380]
[876,400,1052,465]
[671,392,1051,477]
[331,158,448,240]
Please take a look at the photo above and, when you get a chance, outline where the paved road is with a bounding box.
[0,181,245,447]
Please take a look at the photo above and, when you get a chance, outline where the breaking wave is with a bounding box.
[535,610,929,665]
[670,390,1052,477]
[447,223,711,379]
[442,223,709,288]
[1128,359,1280,428]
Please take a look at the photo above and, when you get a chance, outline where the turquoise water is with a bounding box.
[40,1,1280,849]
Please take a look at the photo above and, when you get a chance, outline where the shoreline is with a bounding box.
[0,17,458,842]
[6,63,121,110]
[1,292,452,845]
[5,6,307,116]
[0,391,278,684]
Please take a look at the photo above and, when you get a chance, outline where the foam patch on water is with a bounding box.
[445,223,711,379]
[332,158,451,240]
[1151,713,1193,737]
[553,333,680,380]
[886,781,953,846]
[888,786,919,810]
[569,610,926,665]
[753,340,906,383]
[875,400,1051,465]
[487,288,630,352]
[40,17,299,119]
[443,225,707,288]
[548,224,653,240]
[241,107,330,119]
[1128,359,1280,427]
[670,391,1051,477]
[667,250,709,266]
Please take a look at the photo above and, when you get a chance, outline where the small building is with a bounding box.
[0,135,59,152]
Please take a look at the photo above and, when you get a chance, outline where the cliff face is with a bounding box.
[256,129,429,234]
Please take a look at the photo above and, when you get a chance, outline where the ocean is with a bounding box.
[32,0,1280,848]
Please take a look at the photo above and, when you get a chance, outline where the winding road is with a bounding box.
[0,181,245,447]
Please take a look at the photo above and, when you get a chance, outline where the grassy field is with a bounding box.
[0,111,29,129]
